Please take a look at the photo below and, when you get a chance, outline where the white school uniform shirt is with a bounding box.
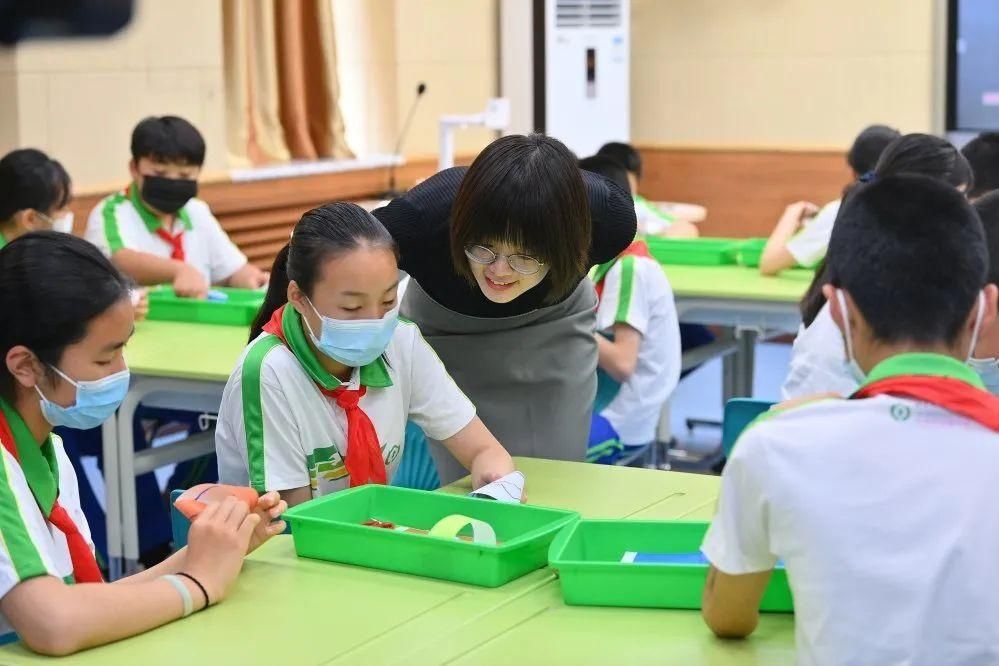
[0,432,94,641]
[215,307,476,496]
[781,302,859,400]
[85,183,247,284]
[633,195,676,237]
[703,353,999,666]
[594,254,682,444]
[785,199,841,268]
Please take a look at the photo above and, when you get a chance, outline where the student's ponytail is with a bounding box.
[249,244,291,343]
[248,203,398,344]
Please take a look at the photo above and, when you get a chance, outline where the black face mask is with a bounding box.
[140,175,198,214]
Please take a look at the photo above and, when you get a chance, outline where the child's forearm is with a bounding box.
[2,574,202,656]
[111,248,185,284]
[116,548,189,585]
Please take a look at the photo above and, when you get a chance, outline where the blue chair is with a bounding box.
[721,399,775,456]
[169,489,189,550]
[391,422,441,491]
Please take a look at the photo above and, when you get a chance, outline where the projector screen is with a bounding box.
[948,0,999,131]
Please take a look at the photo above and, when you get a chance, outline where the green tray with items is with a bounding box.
[146,285,265,326]
[548,519,793,611]
[645,237,741,266]
[283,485,579,588]
[734,238,768,268]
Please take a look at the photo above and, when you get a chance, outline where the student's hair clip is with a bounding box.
[858,171,876,183]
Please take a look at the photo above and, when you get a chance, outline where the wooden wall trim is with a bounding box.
[636,147,852,238]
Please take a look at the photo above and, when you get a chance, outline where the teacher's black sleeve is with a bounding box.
[583,169,639,266]
[372,167,466,279]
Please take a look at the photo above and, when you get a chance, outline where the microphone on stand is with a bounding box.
[382,82,427,199]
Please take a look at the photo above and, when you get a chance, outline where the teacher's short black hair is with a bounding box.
[579,155,631,195]
[450,134,591,304]
[596,142,641,179]
[131,115,206,167]
[826,174,986,346]
[963,132,999,200]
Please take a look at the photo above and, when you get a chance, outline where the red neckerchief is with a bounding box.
[0,409,103,583]
[852,375,999,431]
[262,305,387,486]
[594,240,653,301]
[155,226,185,261]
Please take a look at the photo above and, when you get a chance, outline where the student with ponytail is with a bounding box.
[0,232,285,655]
[216,203,516,506]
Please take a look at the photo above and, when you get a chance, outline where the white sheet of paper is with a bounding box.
[469,471,525,503]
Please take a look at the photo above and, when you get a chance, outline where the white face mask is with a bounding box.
[968,357,999,395]
[37,211,74,234]
[837,289,987,385]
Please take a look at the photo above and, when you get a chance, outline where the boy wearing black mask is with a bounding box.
[86,115,267,298]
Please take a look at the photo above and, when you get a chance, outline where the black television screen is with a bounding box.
[948,0,999,132]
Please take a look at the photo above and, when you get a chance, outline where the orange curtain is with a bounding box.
[223,0,352,166]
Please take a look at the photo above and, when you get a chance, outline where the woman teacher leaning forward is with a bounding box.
[374,134,637,482]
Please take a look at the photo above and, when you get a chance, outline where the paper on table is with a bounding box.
[468,471,525,503]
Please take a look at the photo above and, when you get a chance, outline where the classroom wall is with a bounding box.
[630,0,937,148]
[0,0,227,191]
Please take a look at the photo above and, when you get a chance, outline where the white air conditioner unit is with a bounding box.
[500,0,630,157]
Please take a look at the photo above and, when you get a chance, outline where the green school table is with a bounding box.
[104,321,249,579]
[662,265,813,399]
[0,459,795,664]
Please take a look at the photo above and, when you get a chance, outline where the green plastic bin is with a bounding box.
[645,237,741,266]
[735,238,768,267]
[549,519,793,612]
[283,485,579,588]
[146,285,265,326]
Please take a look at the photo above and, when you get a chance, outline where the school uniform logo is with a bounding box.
[890,404,911,422]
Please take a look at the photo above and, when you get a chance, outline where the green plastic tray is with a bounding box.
[735,238,768,268]
[283,485,579,588]
[549,519,793,612]
[146,285,265,326]
[645,237,741,266]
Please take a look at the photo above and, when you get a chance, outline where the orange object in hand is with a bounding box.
[173,484,260,520]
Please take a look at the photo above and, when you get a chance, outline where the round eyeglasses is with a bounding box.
[464,245,546,276]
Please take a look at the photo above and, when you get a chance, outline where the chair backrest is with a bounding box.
[169,489,190,551]
[391,422,441,491]
[722,399,775,456]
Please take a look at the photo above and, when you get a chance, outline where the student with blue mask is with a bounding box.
[969,191,999,392]
[215,203,516,507]
[0,232,285,656]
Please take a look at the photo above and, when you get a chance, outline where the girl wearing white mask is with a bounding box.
[215,203,516,507]
[0,149,75,245]
[0,232,286,655]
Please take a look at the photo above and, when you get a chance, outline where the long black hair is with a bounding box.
[0,232,130,400]
[799,133,973,326]
[249,203,398,342]
[0,148,72,222]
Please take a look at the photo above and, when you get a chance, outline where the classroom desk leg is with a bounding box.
[722,328,758,401]
[116,383,145,577]
[102,415,123,581]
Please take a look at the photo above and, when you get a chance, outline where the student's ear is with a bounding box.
[5,346,44,390]
[11,210,35,232]
[128,159,140,183]
[286,280,306,316]
[822,284,846,334]
[977,284,999,332]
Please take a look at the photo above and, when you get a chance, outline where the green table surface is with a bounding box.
[126,320,249,382]
[662,264,813,303]
[0,459,794,664]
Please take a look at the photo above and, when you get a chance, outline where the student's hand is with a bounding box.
[785,201,820,229]
[173,264,210,299]
[183,497,260,604]
[246,491,288,554]
[227,264,269,290]
[131,288,149,321]
[470,454,521,502]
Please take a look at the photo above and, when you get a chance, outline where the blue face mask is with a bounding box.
[35,365,130,430]
[969,357,999,395]
[303,298,399,367]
